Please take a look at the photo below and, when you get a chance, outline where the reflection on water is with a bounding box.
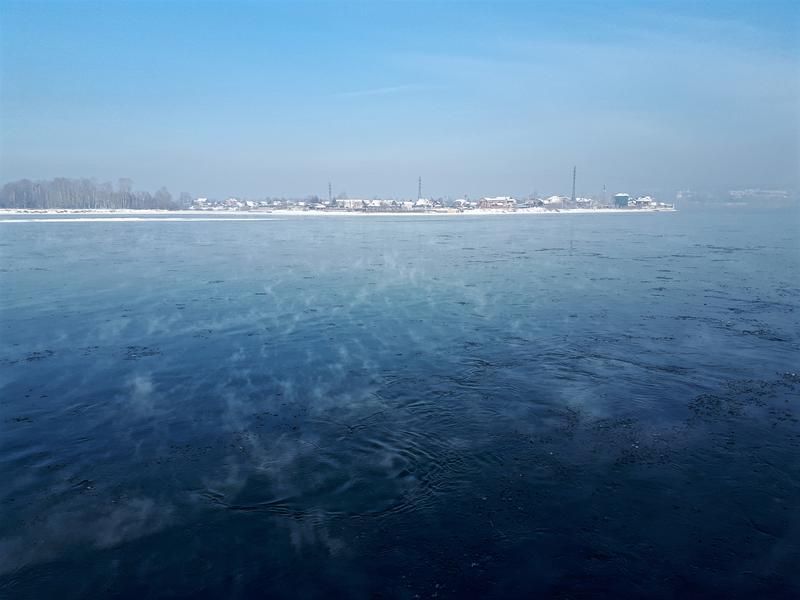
[1,209,799,598]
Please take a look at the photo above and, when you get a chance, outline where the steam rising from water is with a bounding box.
[1,212,798,596]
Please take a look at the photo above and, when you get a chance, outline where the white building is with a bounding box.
[479,196,517,209]
[336,199,366,210]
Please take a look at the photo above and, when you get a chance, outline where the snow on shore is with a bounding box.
[0,207,675,221]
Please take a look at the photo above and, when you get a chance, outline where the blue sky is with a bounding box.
[1,0,798,199]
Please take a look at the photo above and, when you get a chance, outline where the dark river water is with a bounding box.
[1,208,798,598]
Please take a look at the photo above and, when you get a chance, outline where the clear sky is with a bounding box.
[1,0,798,199]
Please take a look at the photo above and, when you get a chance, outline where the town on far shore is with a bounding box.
[5,177,794,214]
[191,192,675,213]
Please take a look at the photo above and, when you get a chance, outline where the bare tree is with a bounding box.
[0,178,183,210]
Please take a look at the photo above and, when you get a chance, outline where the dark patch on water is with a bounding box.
[25,350,55,362]
[124,345,162,360]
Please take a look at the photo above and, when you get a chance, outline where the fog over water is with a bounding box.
[1,208,798,597]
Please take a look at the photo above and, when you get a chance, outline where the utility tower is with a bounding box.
[328,182,332,204]
[571,166,576,206]
[418,176,422,201]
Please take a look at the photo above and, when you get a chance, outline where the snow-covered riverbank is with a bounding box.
[0,207,676,219]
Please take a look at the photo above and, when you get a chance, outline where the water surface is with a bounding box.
[1,209,799,598]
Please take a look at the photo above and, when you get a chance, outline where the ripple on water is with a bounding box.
[202,424,469,520]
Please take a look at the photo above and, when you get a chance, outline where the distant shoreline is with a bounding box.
[0,207,676,218]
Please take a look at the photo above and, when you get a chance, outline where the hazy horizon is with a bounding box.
[1,0,798,199]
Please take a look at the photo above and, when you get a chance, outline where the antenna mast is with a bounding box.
[571,166,576,206]
[418,176,422,201]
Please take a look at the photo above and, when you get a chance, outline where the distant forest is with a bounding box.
[0,178,192,210]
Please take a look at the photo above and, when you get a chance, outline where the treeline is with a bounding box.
[0,178,193,210]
